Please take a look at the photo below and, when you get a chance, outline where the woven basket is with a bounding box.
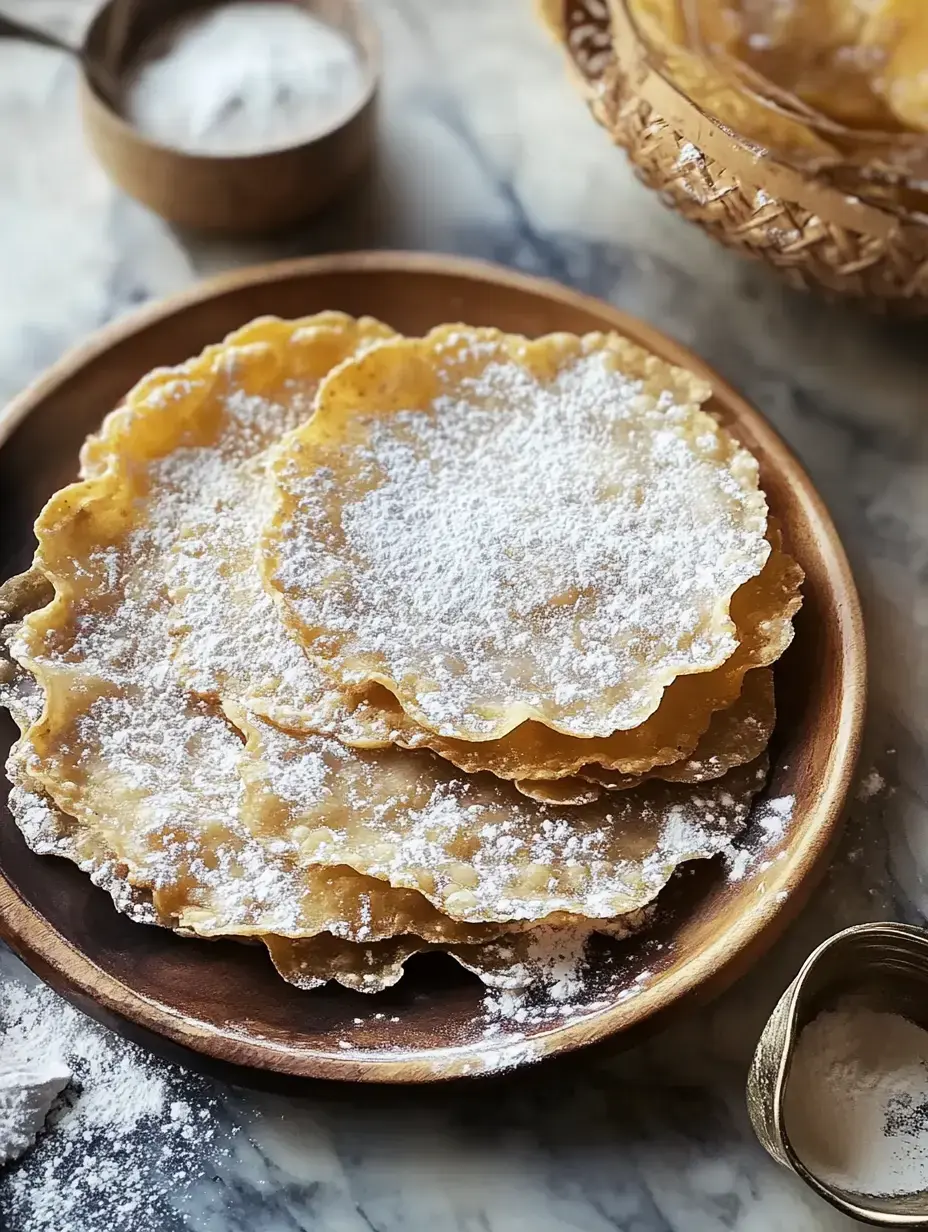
[543,0,928,311]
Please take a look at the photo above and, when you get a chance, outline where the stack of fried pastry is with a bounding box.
[0,314,803,994]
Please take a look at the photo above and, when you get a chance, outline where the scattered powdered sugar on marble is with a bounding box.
[271,340,768,737]
[0,974,229,1231]
[724,793,794,882]
[858,769,887,801]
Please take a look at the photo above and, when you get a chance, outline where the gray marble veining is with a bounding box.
[0,0,924,1228]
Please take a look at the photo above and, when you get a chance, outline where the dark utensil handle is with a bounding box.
[0,13,77,55]
[0,12,124,108]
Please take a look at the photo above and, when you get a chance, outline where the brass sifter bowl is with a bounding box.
[748,922,928,1227]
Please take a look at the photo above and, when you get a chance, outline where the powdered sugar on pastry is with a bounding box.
[240,707,768,924]
[263,326,769,740]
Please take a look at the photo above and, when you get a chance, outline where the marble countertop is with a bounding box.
[0,0,925,1228]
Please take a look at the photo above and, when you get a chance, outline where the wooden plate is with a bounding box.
[0,252,865,1082]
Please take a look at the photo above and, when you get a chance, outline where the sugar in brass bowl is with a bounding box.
[748,922,928,1227]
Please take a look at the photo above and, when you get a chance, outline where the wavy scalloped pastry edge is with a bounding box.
[261,324,770,742]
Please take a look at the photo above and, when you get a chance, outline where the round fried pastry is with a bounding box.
[238,706,769,925]
[261,325,770,741]
[0,313,774,996]
[579,665,776,792]
[264,907,654,992]
[3,322,524,970]
[254,531,801,781]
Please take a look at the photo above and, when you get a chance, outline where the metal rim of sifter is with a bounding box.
[747,921,928,1228]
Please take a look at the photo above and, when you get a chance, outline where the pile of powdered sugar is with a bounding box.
[0,969,230,1230]
[0,1056,70,1168]
[122,2,367,156]
[784,1003,928,1197]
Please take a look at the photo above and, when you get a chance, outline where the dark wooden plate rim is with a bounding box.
[0,251,866,1082]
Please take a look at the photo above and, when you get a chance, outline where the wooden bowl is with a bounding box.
[0,252,865,1083]
[79,0,379,234]
[543,0,928,311]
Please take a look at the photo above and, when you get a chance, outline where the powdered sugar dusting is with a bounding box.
[0,974,229,1231]
[468,913,657,1068]
[725,793,794,882]
[858,769,886,801]
[163,382,329,709]
[3,320,772,1000]
[245,712,767,922]
[269,332,769,738]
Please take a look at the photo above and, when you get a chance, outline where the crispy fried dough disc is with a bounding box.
[254,532,801,782]
[3,576,656,996]
[261,325,769,741]
[238,706,768,924]
[266,908,654,993]
[2,322,517,960]
[579,665,776,792]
